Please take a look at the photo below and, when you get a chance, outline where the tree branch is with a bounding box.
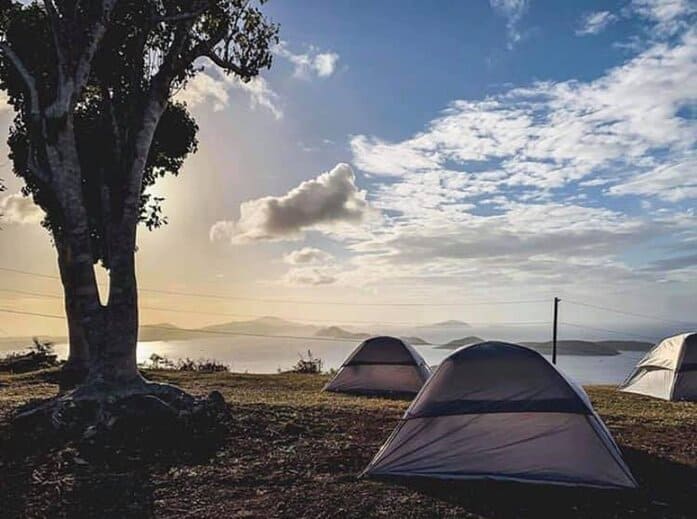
[0,42,40,118]
[45,0,118,119]
[43,0,69,82]
[203,51,251,78]
[153,5,210,24]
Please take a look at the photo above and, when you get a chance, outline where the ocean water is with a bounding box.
[12,335,645,386]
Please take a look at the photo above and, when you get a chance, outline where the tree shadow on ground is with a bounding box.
[375,448,697,518]
[0,393,230,518]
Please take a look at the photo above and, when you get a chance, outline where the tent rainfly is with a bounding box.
[363,341,637,489]
[619,332,697,401]
[323,336,431,396]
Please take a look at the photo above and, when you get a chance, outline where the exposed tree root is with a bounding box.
[6,381,230,466]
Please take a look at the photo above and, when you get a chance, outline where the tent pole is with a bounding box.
[552,297,560,364]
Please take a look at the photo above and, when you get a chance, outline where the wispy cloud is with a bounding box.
[283,247,334,265]
[338,23,697,292]
[577,11,618,35]
[630,0,696,35]
[274,41,340,79]
[176,69,283,119]
[489,0,529,48]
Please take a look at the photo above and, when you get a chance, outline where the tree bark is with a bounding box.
[85,224,141,388]
[56,239,90,385]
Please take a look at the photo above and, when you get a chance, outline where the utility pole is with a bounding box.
[552,297,560,365]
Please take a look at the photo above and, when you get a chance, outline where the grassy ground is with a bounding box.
[0,369,695,518]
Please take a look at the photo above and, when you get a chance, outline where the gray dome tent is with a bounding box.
[363,341,637,489]
[324,336,431,396]
[619,332,697,401]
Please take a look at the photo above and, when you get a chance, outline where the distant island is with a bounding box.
[402,336,431,345]
[435,337,653,356]
[521,340,652,356]
[424,320,470,328]
[314,326,371,340]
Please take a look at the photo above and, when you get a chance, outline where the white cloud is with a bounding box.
[335,20,697,295]
[275,42,340,79]
[630,0,696,35]
[577,11,618,35]
[0,193,44,224]
[351,29,697,193]
[176,72,229,111]
[210,163,371,243]
[176,70,282,119]
[230,76,283,120]
[283,247,334,265]
[282,267,338,286]
[610,155,697,201]
[0,90,10,113]
[489,0,529,48]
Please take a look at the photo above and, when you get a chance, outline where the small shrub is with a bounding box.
[144,354,229,373]
[0,338,58,373]
[290,350,323,374]
[29,338,55,357]
[147,353,175,370]
[178,358,229,373]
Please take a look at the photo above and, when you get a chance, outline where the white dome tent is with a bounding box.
[323,336,431,396]
[363,341,637,489]
[619,332,697,401]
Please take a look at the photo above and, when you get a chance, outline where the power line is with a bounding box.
[0,287,549,328]
[0,308,65,320]
[563,299,696,327]
[0,266,58,280]
[0,265,548,307]
[559,321,661,342]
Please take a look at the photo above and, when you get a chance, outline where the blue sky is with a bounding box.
[0,0,695,336]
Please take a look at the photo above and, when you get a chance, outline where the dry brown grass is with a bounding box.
[0,370,695,518]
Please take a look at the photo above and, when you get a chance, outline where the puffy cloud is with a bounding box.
[577,11,618,35]
[210,163,371,243]
[0,90,10,113]
[176,70,282,119]
[489,0,529,48]
[283,247,334,265]
[0,193,44,224]
[275,42,340,79]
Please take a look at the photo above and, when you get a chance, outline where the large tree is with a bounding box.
[0,1,278,397]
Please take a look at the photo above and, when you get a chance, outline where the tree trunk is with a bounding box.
[84,224,141,388]
[56,239,90,385]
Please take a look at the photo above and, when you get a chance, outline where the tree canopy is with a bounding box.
[0,0,278,267]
